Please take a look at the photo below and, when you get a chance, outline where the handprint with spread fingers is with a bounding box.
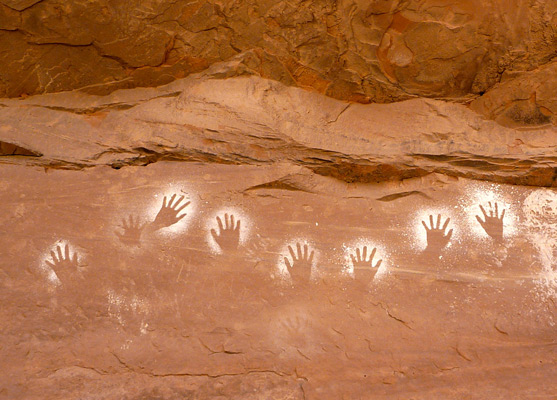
[476,202,505,241]
[351,246,382,281]
[151,194,190,231]
[282,315,311,345]
[45,244,79,283]
[210,213,241,252]
[284,243,314,286]
[422,214,453,253]
[116,215,145,247]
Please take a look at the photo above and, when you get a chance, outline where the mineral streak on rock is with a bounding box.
[1,2,557,399]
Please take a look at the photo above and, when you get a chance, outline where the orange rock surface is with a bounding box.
[0,2,556,399]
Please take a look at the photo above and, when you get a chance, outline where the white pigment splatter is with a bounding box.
[411,207,459,252]
[205,207,252,255]
[275,238,319,282]
[523,189,557,299]
[523,189,557,234]
[146,184,197,237]
[107,289,150,327]
[107,289,125,325]
[460,183,519,241]
[341,238,389,280]
[38,239,83,286]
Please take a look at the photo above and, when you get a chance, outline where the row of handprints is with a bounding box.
[42,192,513,287]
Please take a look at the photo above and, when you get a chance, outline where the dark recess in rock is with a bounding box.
[0,140,41,156]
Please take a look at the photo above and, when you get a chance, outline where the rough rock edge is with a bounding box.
[0,68,556,187]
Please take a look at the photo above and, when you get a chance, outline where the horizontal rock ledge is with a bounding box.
[0,73,556,186]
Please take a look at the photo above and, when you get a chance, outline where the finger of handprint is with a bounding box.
[375,259,382,269]
[174,195,185,209]
[57,246,63,262]
[362,246,367,261]
[235,219,241,231]
[176,213,186,221]
[168,194,177,208]
[476,215,486,226]
[285,257,292,272]
[175,201,190,213]
[65,244,70,261]
[429,215,434,230]
[72,252,78,264]
[500,208,506,221]
[480,204,488,219]
[170,194,182,209]
[495,202,498,217]
[308,250,314,264]
[121,218,128,229]
[162,196,167,208]
[446,228,453,240]
[224,213,230,229]
[442,217,450,232]
[297,243,303,259]
[217,216,224,232]
[288,245,296,261]
[422,220,429,231]
[356,247,361,262]
[230,215,235,230]
[436,214,441,229]
[370,247,376,263]
[45,261,56,269]
[350,254,357,266]
[50,250,58,263]
[210,229,219,242]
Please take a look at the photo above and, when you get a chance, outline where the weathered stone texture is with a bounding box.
[1,2,557,399]
[1,73,556,185]
[471,59,557,128]
[1,152,556,399]
[0,0,555,126]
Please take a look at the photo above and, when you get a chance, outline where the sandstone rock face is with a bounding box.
[0,0,556,127]
[1,2,557,398]
[470,59,557,128]
[1,74,557,185]
[1,72,557,399]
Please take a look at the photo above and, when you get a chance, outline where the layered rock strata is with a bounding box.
[1,72,556,399]
[0,0,556,128]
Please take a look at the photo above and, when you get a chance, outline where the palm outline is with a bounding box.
[210,213,241,251]
[116,215,145,247]
[422,214,453,251]
[45,244,79,283]
[151,194,190,230]
[476,202,505,241]
[284,242,315,286]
